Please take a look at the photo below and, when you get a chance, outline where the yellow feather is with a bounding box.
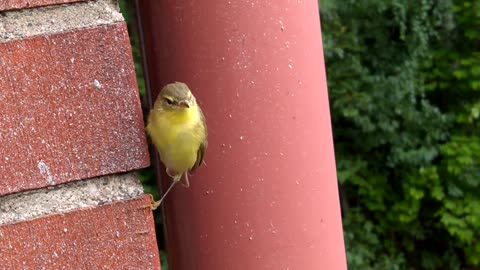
[146,96,205,176]
[146,82,207,209]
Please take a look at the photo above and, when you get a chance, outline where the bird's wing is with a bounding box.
[191,139,207,172]
[190,108,207,172]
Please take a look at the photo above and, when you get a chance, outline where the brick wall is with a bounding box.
[0,0,160,268]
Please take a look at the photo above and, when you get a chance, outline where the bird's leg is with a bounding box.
[143,168,190,210]
[149,180,177,210]
[181,173,190,187]
[144,168,180,210]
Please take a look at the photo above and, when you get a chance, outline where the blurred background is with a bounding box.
[119,1,480,269]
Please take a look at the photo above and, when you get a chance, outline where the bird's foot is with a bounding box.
[143,193,160,210]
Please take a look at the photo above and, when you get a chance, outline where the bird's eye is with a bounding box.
[164,97,174,105]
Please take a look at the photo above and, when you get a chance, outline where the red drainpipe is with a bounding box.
[135,1,347,269]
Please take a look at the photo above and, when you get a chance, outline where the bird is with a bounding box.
[146,82,207,210]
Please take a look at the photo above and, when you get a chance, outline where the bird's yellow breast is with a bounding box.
[146,105,205,174]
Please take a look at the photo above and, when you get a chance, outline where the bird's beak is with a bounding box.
[179,100,191,108]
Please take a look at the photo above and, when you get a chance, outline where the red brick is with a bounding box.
[0,22,150,196]
[0,0,85,11]
[0,195,160,269]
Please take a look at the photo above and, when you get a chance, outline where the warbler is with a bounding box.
[146,82,207,210]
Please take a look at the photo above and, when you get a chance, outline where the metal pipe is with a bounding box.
[135,1,347,269]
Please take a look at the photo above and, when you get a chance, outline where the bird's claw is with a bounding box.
[142,193,160,210]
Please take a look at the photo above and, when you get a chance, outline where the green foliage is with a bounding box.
[118,0,146,97]
[321,0,480,268]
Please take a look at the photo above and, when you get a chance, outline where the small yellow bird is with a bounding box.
[146,82,207,209]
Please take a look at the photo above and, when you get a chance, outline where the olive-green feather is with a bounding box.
[191,107,207,172]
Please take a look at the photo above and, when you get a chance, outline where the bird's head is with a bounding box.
[156,82,196,111]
